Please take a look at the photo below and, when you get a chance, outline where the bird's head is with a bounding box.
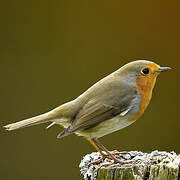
[119,60,171,90]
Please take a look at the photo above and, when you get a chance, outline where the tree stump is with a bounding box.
[79,150,180,180]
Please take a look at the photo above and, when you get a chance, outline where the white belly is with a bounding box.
[75,115,135,138]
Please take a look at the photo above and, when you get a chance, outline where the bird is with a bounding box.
[4,60,171,164]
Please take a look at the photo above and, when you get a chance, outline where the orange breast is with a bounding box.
[131,84,153,121]
[130,72,158,121]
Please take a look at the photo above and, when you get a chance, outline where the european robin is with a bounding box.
[4,60,171,164]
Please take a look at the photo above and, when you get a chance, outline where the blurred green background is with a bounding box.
[0,0,180,179]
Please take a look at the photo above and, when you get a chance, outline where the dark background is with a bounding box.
[1,0,179,179]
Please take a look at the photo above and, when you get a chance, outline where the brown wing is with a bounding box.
[57,83,137,138]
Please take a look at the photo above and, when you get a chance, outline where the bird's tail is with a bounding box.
[4,112,54,131]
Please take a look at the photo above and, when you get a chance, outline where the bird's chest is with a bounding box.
[130,84,153,121]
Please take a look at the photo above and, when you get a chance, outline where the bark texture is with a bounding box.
[79,150,180,180]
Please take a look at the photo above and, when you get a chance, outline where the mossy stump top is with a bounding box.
[79,150,180,180]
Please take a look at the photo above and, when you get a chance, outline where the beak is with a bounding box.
[158,66,171,72]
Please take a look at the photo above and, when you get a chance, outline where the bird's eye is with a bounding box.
[141,68,150,75]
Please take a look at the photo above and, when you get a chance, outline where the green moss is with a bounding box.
[149,164,178,180]
[98,167,136,180]
[122,168,135,180]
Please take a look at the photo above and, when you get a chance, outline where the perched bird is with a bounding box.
[4,60,171,164]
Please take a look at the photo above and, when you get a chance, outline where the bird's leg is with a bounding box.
[86,137,134,166]
[93,139,134,166]
[86,137,108,165]
[86,137,106,157]
[86,137,122,165]
[93,138,119,163]
[94,139,128,156]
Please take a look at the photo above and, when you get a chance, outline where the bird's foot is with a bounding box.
[89,151,130,166]
[90,157,106,165]
[101,158,135,167]
[111,151,129,156]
